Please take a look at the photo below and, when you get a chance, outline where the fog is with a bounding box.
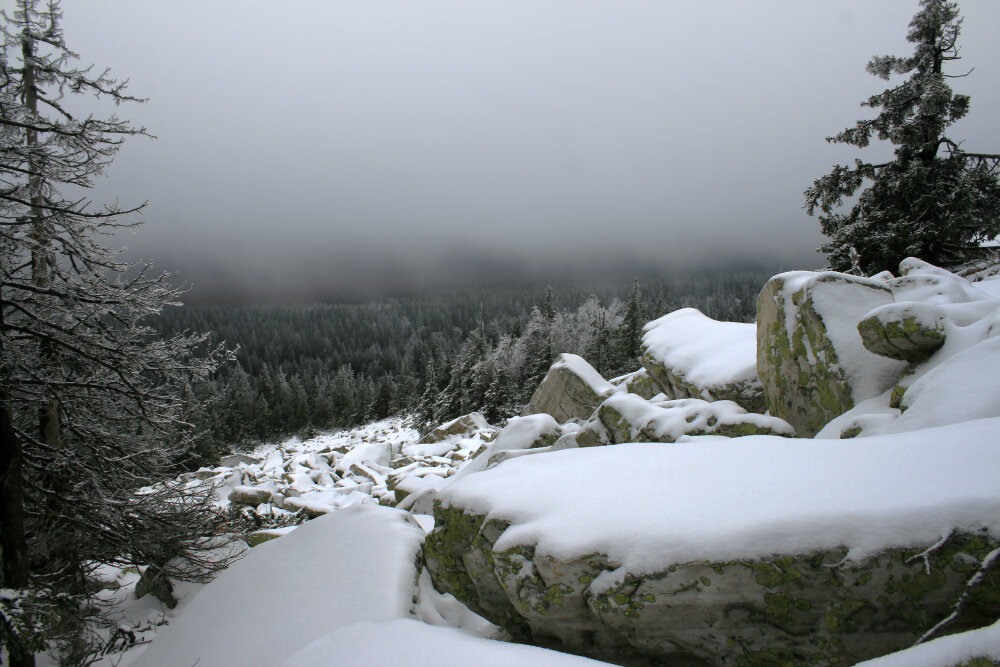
[32,1,1000,300]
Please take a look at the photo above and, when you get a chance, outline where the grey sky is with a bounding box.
[28,1,1000,299]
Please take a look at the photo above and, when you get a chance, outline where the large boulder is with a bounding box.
[756,271,906,436]
[575,393,794,445]
[424,421,1000,666]
[640,308,765,413]
[524,354,615,423]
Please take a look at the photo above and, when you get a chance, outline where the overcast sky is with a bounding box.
[17,1,1000,300]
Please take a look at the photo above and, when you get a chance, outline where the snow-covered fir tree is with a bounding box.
[805,0,1000,274]
[0,2,234,662]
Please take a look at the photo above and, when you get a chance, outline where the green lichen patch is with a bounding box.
[743,556,803,588]
[824,599,867,633]
[858,312,946,362]
[422,501,485,606]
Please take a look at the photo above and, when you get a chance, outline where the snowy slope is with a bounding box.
[129,506,425,667]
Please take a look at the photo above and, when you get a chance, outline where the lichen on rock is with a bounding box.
[756,271,906,436]
[858,302,947,362]
[423,500,1000,667]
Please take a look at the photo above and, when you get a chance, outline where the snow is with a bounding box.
[551,352,615,396]
[129,505,425,667]
[890,336,1000,431]
[282,617,615,667]
[436,418,1000,576]
[854,618,1000,667]
[641,308,758,390]
[819,261,1000,438]
[337,439,392,469]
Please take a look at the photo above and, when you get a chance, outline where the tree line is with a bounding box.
[153,270,769,460]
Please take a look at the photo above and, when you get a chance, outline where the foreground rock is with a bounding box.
[576,393,794,445]
[524,353,615,423]
[756,271,906,436]
[640,308,765,413]
[424,421,1000,666]
[132,506,426,667]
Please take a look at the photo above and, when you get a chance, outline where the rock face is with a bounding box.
[575,393,794,445]
[857,302,946,362]
[524,353,614,423]
[756,272,906,436]
[424,502,999,667]
[622,368,665,400]
[640,308,765,413]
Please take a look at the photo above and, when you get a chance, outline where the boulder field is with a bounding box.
[420,259,1000,666]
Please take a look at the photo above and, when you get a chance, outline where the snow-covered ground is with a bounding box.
[75,260,1000,667]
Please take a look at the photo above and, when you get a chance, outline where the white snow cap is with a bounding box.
[551,352,615,396]
[641,308,758,390]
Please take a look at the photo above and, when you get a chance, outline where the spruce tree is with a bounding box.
[805,0,1000,274]
[615,277,645,372]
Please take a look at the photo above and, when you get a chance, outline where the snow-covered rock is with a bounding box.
[756,271,907,435]
[640,307,765,413]
[227,485,274,506]
[452,413,562,479]
[857,301,947,361]
[819,260,1000,439]
[419,411,495,443]
[424,419,1000,666]
[576,393,794,445]
[523,353,615,423]
[130,505,426,667]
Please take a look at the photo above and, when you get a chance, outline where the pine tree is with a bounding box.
[331,365,356,426]
[805,0,1000,274]
[541,285,556,320]
[0,2,235,661]
[615,277,645,372]
[415,363,438,432]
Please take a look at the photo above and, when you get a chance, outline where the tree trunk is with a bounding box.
[21,19,61,449]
